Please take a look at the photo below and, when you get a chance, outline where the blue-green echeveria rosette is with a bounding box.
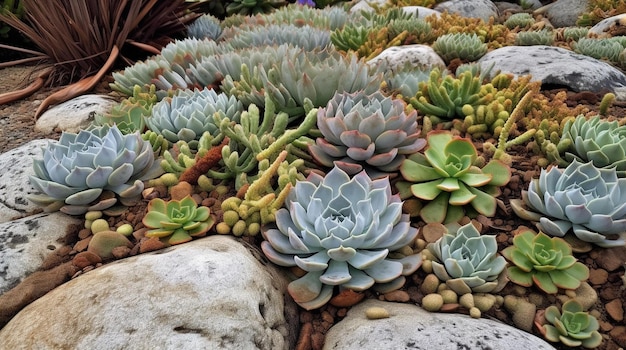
[427,223,507,295]
[308,90,426,179]
[29,125,163,215]
[261,166,422,310]
[510,159,626,247]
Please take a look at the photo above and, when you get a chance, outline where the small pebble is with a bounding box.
[422,293,444,312]
[383,290,410,302]
[365,307,390,319]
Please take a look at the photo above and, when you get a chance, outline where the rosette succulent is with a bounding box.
[261,166,422,310]
[143,195,215,245]
[146,88,243,148]
[28,125,162,215]
[504,13,535,29]
[541,300,602,348]
[187,14,222,41]
[501,230,589,294]
[427,223,507,295]
[515,29,554,46]
[573,37,622,62]
[398,131,511,224]
[308,90,426,178]
[558,115,626,176]
[223,24,332,52]
[510,160,626,247]
[431,33,488,63]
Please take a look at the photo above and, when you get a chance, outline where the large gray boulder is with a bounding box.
[323,300,556,350]
[537,0,590,28]
[434,0,499,22]
[0,236,299,350]
[478,45,626,93]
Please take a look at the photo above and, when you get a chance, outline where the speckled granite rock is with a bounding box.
[0,139,50,223]
[589,13,626,36]
[434,0,499,22]
[0,212,80,294]
[478,45,626,94]
[0,236,299,350]
[323,300,556,350]
[368,44,446,72]
[35,94,117,133]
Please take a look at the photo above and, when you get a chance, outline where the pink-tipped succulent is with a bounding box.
[308,90,426,178]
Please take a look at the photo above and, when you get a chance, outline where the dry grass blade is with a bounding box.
[0,0,196,109]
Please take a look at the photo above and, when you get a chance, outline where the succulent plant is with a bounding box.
[93,84,159,134]
[561,27,588,42]
[308,90,426,178]
[143,195,215,245]
[382,65,432,100]
[222,46,383,117]
[558,115,626,176]
[253,4,348,30]
[541,299,602,348]
[427,223,507,295]
[510,160,626,247]
[187,14,222,40]
[398,130,511,224]
[431,33,488,63]
[261,166,422,310]
[573,37,622,62]
[145,88,243,148]
[409,68,486,122]
[504,13,535,30]
[222,24,332,52]
[225,0,286,16]
[28,125,163,215]
[501,230,590,294]
[515,29,554,46]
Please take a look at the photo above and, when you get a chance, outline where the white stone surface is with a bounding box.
[434,0,499,22]
[0,139,51,223]
[589,14,626,36]
[0,236,298,350]
[478,45,626,93]
[0,212,80,294]
[35,94,117,133]
[368,45,446,72]
[323,299,556,350]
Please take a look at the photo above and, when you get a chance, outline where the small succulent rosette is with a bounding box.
[427,223,507,295]
[511,159,626,247]
[261,166,421,310]
[539,299,602,348]
[501,230,589,294]
[142,195,214,245]
[28,125,163,215]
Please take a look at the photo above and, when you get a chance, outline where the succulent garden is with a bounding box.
[1,0,626,349]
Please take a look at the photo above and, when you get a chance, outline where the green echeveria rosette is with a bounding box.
[145,88,243,148]
[261,166,422,310]
[142,195,215,245]
[398,130,511,224]
[542,300,602,348]
[308,90,426,179]
[560,115,626,177]
[427,223,507,295]
[501,230,589,294]
[28,125,163,215]
[510,160,626,247]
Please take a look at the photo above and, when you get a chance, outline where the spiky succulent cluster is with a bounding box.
[146,88,243,148]
[502,230,589,294]
[93,84,159,134]
[261,166,421,310]
[557,115,626,176]
[511,160,626,247]
[504,13,535,29]
[427,223,507,295]
[573,37,623,62]
[308,90,426,178]
[187,14,222,41]
[515,29,554,46]
[398,131,511,224]
[225,0,286,16]
[431,33,488,62]
[561,27,589,42]
[28,125,162,215]
[223,24,332,52]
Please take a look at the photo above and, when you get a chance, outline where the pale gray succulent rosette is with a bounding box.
[511,160,626,247]
[28,125,163,215]
[261,166,421,310]
[427,223,507,295]
[308,90,426,179]
[146,88,243,148]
